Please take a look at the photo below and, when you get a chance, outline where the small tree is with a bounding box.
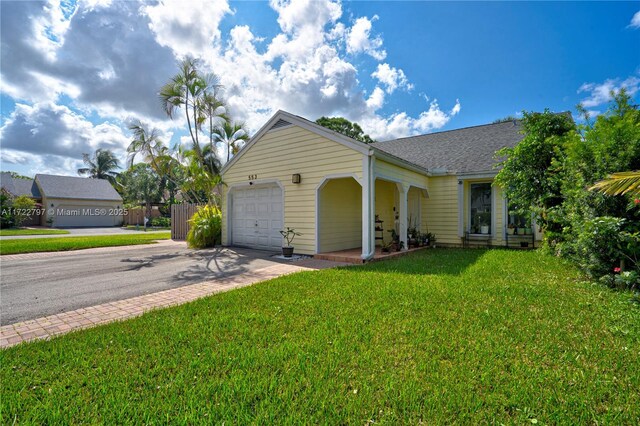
[12,195,36,228]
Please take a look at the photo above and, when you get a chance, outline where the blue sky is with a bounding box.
[1,0,638,177]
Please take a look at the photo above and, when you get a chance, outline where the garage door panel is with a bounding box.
[231,185,282,252]
[54,204,118,227]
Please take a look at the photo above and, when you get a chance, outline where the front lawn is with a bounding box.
[1,249,638,423]
[0,228,69,236]
[0,232,170,255]
[123,225,171,231]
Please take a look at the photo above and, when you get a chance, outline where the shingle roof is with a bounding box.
[35,174,122,201]
[0,172,41,198]
[371,120,525,174]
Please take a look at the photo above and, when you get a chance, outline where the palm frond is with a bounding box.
[589,171,640,197]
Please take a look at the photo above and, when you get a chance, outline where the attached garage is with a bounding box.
[35,174,123,228]
[229,184,283,252]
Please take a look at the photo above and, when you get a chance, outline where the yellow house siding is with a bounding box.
[423,176,459,245]
[318,178,362,252]
[222,125,364,255]
[374,159,427,189]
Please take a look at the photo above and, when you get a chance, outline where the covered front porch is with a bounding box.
[315,169,428,262]
[315,245,431,264]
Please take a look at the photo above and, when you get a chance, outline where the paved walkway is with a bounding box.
[0,257,346,348]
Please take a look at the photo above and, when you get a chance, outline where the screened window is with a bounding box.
[470,183,492,234]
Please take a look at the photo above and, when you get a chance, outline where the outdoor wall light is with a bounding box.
[292,173,301,184]
[458,180,463,185]
[51,203,54,207]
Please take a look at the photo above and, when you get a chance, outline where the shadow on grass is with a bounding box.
[355,248,490,277]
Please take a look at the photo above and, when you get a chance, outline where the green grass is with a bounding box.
[1,249,638,424]
[0,228,69,236]
[123,225,171,231]
[0,232,170,255]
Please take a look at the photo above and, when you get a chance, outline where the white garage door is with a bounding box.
[54,204,117,227]
[231,185,283,251]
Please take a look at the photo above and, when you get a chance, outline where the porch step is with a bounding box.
[314,253,365,264]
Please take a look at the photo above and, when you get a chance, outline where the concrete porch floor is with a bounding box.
[315,246,432,264]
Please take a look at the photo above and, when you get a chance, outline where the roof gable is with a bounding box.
[35,174,122,201]
[221,110,371,174]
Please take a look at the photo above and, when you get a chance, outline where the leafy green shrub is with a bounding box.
[186,205,221,248]
[0,194,15,228]
[150,217,171,227]
[573,217,626,279]
[12,195,35,227]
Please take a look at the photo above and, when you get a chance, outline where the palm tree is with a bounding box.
[159,57,211,161]
[77,148,120,185]
[213,121,249,162]
[590,171,640,198]
[126,120,165,171]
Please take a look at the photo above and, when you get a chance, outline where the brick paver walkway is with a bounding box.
[0,257,347,349]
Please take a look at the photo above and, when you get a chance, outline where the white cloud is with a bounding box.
[366,87,385,110]
[1,0,462,174]
[371,63,412,94]
[346,15,386,60]
[629,11,640,29]
[578,74,640,108]
[0,102,130,174]
[143,0,232,58]
[361,99,461,141]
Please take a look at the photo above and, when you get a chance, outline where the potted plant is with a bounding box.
[479,212,491,234]
[381,241,393,253]
[507,223,515,235]
[279,227,301,258]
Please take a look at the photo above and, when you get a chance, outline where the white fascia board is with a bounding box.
[371,148,431,176]
[456,171,498,180]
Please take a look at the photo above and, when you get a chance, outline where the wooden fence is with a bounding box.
[123,207,161,226]
[171,204,201,240]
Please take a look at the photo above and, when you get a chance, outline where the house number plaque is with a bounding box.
[248,174,258,180]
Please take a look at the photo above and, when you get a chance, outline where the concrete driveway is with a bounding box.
[0,242,331,325]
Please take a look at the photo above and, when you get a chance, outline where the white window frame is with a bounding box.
[467,181,496,237]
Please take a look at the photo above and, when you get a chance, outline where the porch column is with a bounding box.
[361,155,375,260]
[398,183,408,251]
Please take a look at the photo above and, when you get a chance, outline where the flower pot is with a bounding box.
[507,228,515,235]
[524,228,532,235]
[480,225,490,234]
[282,246,294,258]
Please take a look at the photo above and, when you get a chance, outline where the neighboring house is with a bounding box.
[220,110,542,259]
[0,172,42,200]
[0,172,43,226]
[35,174,123,227]
[1,172,123,227]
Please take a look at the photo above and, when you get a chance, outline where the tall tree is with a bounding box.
[120,164,162,219]
[126,120,201,204]
[159,57,202,158]
[77,148,120,185]
[213,121,249,162]
[494,110,575,229]
[315,116,374,144]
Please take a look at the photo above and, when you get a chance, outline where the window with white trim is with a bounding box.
[470,183,492,234]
